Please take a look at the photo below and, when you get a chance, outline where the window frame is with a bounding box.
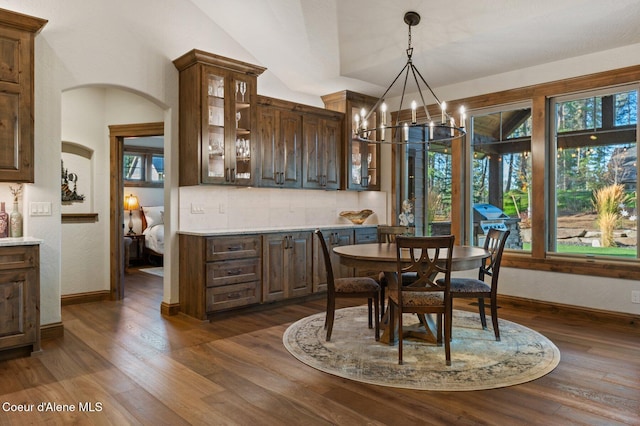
[548,85,638,259]
[123,146,164,188]
[394,65,640,281]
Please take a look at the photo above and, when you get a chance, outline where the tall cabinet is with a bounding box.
[0,9,47,182]
[174,50,266,186]
[322,90,381,191]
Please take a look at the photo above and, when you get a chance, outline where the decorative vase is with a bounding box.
[0,202,8,238]
[10,200,22,238]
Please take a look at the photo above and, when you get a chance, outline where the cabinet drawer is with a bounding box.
[206,281,260,312]
[206,236,261,261]
[0,246,38,270]
[206,258,260,287]
[355,228,378,244]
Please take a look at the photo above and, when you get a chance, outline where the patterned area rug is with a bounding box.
[283,306,560,391]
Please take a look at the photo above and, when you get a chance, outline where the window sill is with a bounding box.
[502,252,640,280]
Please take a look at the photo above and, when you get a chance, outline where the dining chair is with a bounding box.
[446,228,510,341]
[388,235,455,365]
[314,229,380,342]
[376,225,417,316]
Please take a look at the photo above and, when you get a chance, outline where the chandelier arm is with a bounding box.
[409,63,432,122]
[395,63,412,127]
[412,65,443,111]
[362,61,411,124]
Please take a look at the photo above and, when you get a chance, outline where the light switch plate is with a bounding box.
[30,201,52,216]
[191,203,205,214]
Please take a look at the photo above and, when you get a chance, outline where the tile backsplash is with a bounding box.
[179,186,387,231]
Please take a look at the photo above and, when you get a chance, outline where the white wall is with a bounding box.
[0,0,636,326]
[60,87,164,296]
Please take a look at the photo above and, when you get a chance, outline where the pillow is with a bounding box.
[142,206,164,228]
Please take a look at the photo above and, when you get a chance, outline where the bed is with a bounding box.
[140,206,164,265]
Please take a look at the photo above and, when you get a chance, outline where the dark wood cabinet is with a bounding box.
[0,244,40,357]
[312,228,354,292]
[262,231,312,302]
[256,102,303,188]
[174,50,266,186]
[257,95,343,190]
[302,113,342,190]
[0,10,46,183]
[179,234,261,319]
[322,90,381,191]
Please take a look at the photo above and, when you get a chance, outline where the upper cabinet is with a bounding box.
[322,90,381,191]
[302,111,342,190]
[0,9,46,183]
[174,50,266,186]
[256,99,303,188]
[257,96,343,190]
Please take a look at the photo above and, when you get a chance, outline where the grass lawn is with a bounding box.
[521,242,637,257]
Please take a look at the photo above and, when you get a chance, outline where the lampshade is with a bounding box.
[124,194,139,211]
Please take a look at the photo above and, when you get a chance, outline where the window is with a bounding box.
[551,86,638,258]
[468,105,532,249]
[124,148,164,187]
[400,127,453,236]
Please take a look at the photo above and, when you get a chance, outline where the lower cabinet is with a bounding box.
[312,228,354,292]
[0,244,40,357]
[263,231,312,302]
[180,234,261,320]
[178,226,377,319]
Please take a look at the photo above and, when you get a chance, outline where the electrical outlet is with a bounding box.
[632,290,640,304]
[190,203,205,214]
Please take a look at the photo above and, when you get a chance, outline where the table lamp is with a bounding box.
[124,194,139,235]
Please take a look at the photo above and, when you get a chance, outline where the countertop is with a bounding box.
[0,237,43,246]
[178,224,378,237]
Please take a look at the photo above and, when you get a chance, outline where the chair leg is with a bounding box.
[478,297,488,329]
[325,298,336,341]
[388,302,396,346]
[367,298,373,329]
[435,314,442,346]
[444,311,451,366]
[379,285,386,321]
[491,295,500,341]
[398,303,403,365]
[373,293,380,341]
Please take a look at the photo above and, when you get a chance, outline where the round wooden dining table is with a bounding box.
[333,242,490,344]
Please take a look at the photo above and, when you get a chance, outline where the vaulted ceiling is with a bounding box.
[191,0,640,99]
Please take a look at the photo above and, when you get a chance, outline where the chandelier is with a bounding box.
[356,11,466,145]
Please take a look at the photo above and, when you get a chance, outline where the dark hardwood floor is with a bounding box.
[1,268,638,425]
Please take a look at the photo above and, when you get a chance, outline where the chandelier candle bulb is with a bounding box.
[411,100,417,123]
[380,124,385,141]
[381,102,387,126]
[430,121,434,140]
[441,101,447,124]
[450,117,455,137]
[459,106,466,128]
[403,122,409,141]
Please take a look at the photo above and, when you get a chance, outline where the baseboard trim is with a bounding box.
[161,302,180,316]
[61,290,111,306]
[498,295,639,331]
[41,322,64,340]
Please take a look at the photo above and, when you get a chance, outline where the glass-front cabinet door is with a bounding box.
[321,90,381,191]
[174,49,265,186]
[204,71,226,182]
[350,105,379,190]
[203,71,256,185]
